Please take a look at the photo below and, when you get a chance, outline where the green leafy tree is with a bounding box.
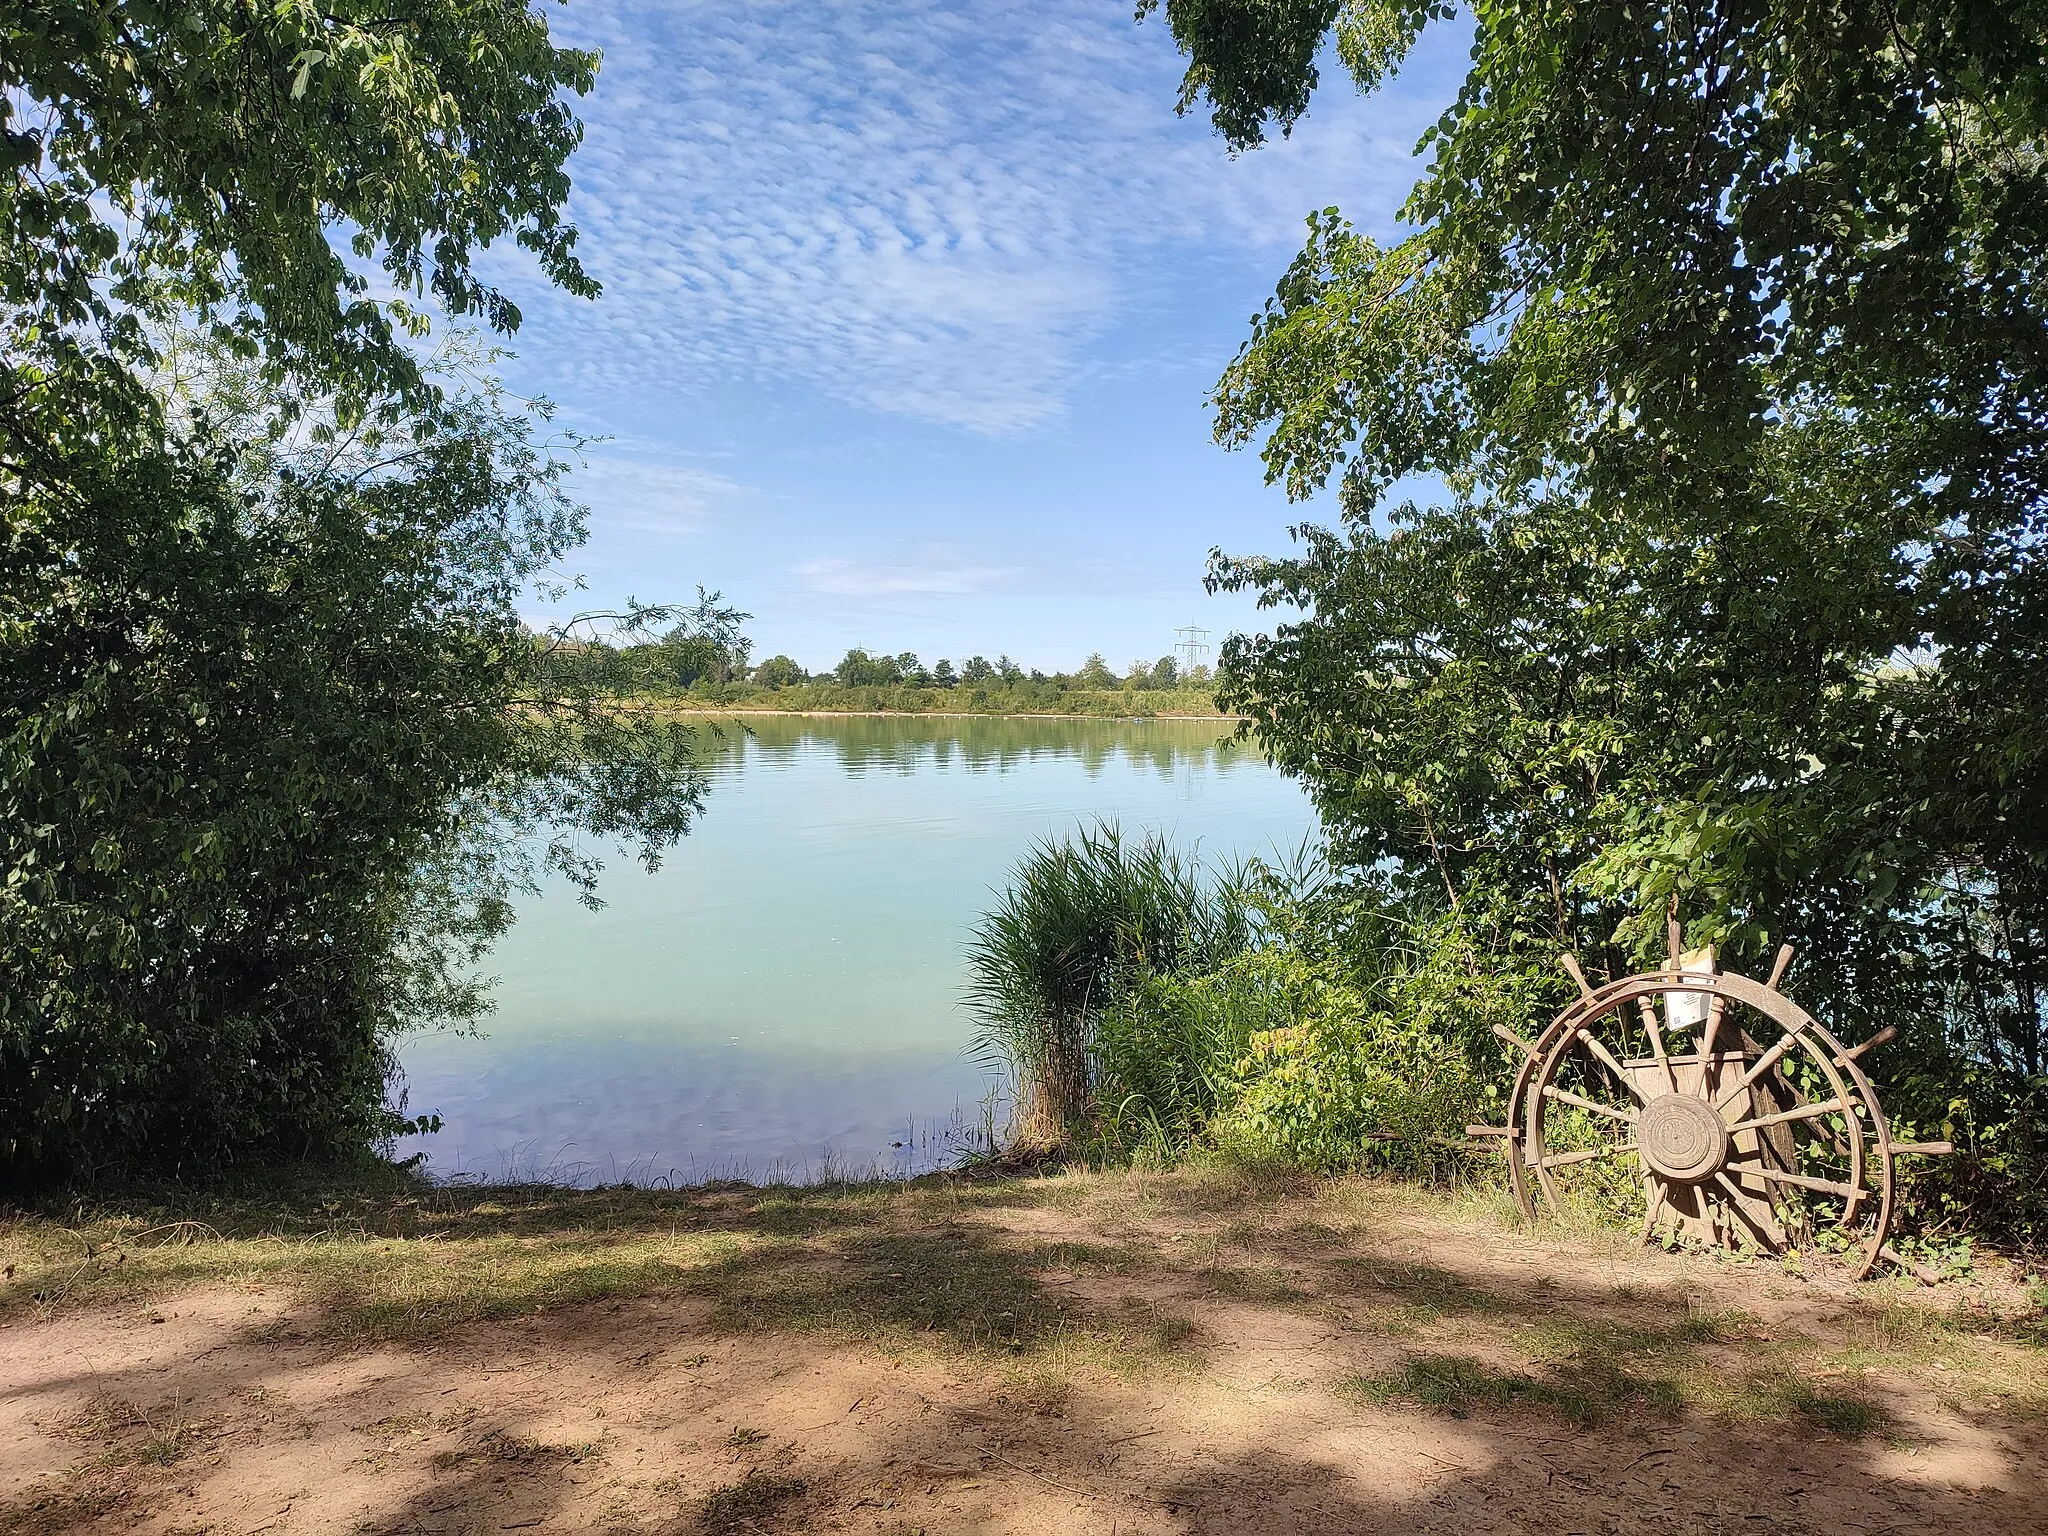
[660,588,752,688]
[0,5,719,1184]
[932,658,958,688]
[1150,656,1180,689]
[835,648,902,687]
[2,342,705,1181]
[1153,0,2048,1237]
[4,0,597,409]
[961,655,995,684]
[753,655,805,689]
[1075,653,1116,689]
[996,655,1023,683]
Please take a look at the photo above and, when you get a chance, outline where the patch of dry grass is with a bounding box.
[4,1160,2042,1439]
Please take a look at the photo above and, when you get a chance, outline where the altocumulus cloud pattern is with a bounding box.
[483,0,1433,436]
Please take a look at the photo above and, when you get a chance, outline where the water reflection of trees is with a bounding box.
[700,713,1254,779]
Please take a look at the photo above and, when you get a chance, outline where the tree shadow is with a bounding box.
[4,1169,2044,1533]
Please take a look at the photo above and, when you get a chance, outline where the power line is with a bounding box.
[1174,625,1210,674]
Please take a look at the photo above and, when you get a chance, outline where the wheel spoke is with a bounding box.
[1539,1142,1637,1169]
[1576,1030,1648,1103]
[1542,1084,1635,1123]
[1636,998,1677,1091]
[1726,1097,1844,1136]
[1713,1026,1805,1113]
[1639,1178,1668,1242]
[1723,1165,1860,1199]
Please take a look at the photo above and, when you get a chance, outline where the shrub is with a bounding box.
[1091,958,1291,1157]
[1210,950,1486,1179]
[965,823,1250,1147]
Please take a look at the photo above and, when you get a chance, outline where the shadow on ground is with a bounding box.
[1,1165,2043,1533]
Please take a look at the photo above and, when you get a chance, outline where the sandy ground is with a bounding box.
[1,1172,2042,1535]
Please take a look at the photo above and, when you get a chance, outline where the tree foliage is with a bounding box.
[3,343,708,1180]
[4,0,598,405]
[0,3,718,1184]
[1154,0,2048,1240]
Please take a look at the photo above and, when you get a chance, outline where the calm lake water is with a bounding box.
[395,714,1315,1184]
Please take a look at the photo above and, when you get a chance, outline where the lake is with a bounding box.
[395,713,1316,1184]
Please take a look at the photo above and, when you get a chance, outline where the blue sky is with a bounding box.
[492,0,1466,673]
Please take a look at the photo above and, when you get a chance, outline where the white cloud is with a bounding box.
[567,453,748,543]
[483,0,1439,435]
[797,552,1026,597]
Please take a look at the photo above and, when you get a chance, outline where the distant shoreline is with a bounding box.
[652,707,1251,722]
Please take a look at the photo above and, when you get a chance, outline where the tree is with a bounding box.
[4,0,598,411]
[835,648,902,687]
[2,342,704,1181]
[660,588,752,688]
[997,655,1023,683]
[961,656,995,684]
[932,658,958,688]
[753,655,805,689]
[896,652,929,686]
[0,5,717,1184]
[1155,0,2048,1235]
[1150,656,1180,689]
[1075,653,1116,689]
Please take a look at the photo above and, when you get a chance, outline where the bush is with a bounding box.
[0,350,706,1189]
[1203,943,1487,1179]
[965,823,1251,1147]
[1090,959,1290,1157]
[969,832,1530,1176]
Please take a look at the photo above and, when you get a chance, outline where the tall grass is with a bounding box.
[1089,962,1289,1157]
[965,822,1251,1148]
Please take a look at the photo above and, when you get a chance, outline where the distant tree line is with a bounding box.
[544,629,1215,698]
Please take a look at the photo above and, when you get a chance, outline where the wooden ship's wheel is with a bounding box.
[1473,919,1950,1280]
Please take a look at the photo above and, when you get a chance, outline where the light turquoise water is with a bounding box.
[395,714,1315,1184]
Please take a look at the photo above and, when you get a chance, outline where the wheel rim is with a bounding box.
[1512,969,1894,1279]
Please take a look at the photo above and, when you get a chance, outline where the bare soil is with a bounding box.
[2,1167,2042,1535]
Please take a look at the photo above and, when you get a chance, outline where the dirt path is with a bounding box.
[2,1168,2042,1534]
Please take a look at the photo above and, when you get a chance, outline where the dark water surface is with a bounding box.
[396,714,1315,1183]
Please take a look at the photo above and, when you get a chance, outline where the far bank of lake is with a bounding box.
[395,714,1314,1184]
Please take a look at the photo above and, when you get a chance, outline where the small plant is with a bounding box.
[725,1425,767,1448]
[1891,1233,1977,1282]
[135,1432,187,1466]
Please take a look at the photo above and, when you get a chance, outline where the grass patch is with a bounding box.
[1200,1262,1309,1304]
[1675,1307,1762,1343]
[431,1430,605,1469]
[1792,1388,1885,1438]
[1700,1368,1890,1438]
[697,1470,807,1532]
[1341,1351,1680,1427]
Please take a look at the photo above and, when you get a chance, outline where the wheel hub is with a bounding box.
[1638,1093,1730,1184]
